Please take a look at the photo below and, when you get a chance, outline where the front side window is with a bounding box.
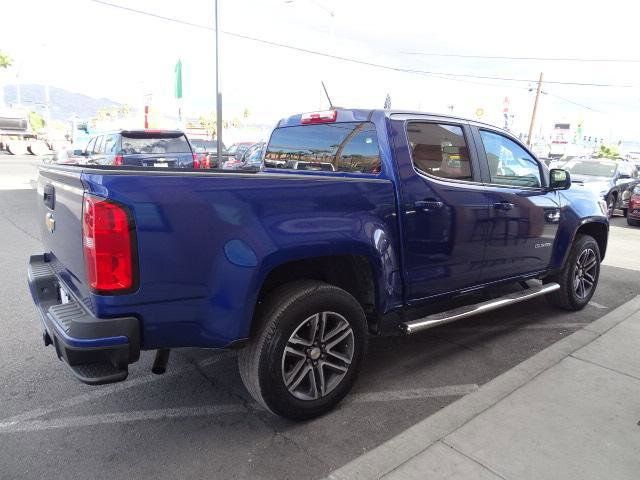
[480,130,542,188]
[85,137,96,154]
[93,136,104,154]
[407,123,472,180]
[266,122,381,174]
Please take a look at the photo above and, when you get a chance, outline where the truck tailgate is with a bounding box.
[37,166,88,299]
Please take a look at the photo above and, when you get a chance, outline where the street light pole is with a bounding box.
[215,0,223,166]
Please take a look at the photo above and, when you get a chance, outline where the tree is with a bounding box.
[28,111,45,131]
[595,144,620,160]
[0,50,11,69]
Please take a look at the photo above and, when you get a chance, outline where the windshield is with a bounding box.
[121,134,191,154]
[190,140,225,153]
[563,161,617,177]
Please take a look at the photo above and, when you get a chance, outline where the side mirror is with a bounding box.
[549,169,571,190]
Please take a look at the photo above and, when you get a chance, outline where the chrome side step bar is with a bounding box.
[401,282,560,334]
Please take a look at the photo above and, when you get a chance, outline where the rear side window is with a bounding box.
[121,134,191,154]
[104,134,119,154]
[407,123,472,180]
[266,122,381,174]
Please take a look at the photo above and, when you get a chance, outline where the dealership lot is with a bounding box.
[1,156,639,480]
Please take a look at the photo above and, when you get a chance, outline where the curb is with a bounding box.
[326,295,640,480]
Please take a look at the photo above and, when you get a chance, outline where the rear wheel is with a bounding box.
[545,234,601,311]
[622,208,628,218]
[238,280,367,420]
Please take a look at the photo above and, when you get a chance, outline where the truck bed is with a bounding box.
[36,165,400,350]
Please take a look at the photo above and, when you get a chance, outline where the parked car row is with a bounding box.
[48,129,267,171]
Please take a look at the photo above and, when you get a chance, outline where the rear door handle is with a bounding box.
[493,201,514,211]
[415,199,444,211]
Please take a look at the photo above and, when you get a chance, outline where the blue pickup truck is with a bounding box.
[28,109,608,419]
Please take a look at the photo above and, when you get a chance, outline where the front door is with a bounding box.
[393,118,490,302]
[472,127,561,281]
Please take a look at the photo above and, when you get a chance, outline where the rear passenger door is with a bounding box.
[472,127,561,281]
[393,118,490,301]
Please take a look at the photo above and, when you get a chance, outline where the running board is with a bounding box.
[401,282,560,334]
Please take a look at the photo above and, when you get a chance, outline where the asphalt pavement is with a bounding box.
[1,155,639,479]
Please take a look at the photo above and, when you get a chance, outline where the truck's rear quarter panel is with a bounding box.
[76,170,399,349]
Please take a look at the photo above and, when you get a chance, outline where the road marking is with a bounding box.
[0,383,478,434]
[0,405,248,434]
[443,322,589,334]
[348,384,479,403]
[0,353,232,426]
[588,301,608,310]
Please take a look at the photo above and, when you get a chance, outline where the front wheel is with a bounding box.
[238,280,367,420]
[545,234,601,311]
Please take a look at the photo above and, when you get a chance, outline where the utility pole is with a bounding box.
[215,0,223,166]
[527,72,543,147]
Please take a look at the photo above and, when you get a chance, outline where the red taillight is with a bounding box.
[301,110,337,124]
[82,195,136,293]
[114,154,123,166]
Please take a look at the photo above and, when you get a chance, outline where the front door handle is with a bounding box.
[415,199,444,211]
[493,201,514,211]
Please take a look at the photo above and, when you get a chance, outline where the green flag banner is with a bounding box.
[175,59,183,99]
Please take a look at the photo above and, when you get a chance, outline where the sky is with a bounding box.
[1,0,640,139]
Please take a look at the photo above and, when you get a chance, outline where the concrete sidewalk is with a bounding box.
[328,295,640,480]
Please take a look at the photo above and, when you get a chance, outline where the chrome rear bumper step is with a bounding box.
[401,282,560,335]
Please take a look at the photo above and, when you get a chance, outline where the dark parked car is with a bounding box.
[626,184,640,226]
[227,141,254,161]
[222,142,264,170]
[189,138,228,168]
[562,158,638,214]
[76,130,198,168]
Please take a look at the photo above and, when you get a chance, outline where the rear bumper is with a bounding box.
[27,254,140,385]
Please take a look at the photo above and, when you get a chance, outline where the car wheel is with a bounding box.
[628,216,640,226]
[545,234,601,311]
[238,280,367,420]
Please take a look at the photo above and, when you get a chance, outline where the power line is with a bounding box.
[88,0,640,89]
[399,51,640,64]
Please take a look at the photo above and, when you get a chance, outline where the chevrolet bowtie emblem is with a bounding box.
[45,212,55,233]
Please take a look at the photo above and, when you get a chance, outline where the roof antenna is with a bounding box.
[321,81,334,109]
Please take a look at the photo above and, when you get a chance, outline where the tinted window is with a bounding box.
[480,130,542,188]
[121,134,191,154]
[407,123,472,180]
[266,122,381,174]
[104,134,119,154]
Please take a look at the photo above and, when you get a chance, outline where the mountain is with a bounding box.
[2,84,121,121]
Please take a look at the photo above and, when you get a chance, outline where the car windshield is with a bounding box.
[563,161,617,177]
[190,140,219,152]
[121,134,191,154]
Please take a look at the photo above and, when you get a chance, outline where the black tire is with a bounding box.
[238,280,367,420]
[628,216,640,226]
[545,234,601,311]
[606,194,616,216]
[622,208,628,218]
